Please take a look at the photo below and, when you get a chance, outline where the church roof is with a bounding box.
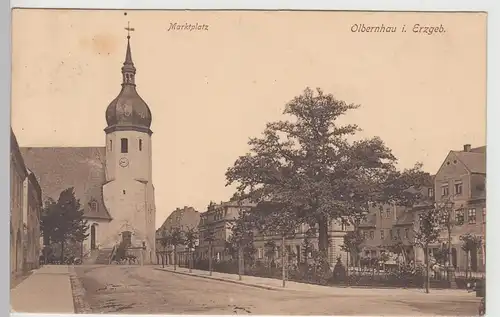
[19,146,112,221]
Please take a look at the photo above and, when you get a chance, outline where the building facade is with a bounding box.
[22,170,43,271]
[197,200,256,262]
[10,129,43,278]
[432,144,486,272]
[20,34,157,264]
[253,218,351,267]
[357,144,486,273]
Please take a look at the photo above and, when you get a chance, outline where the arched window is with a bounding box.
[109,140,113,151]
[139,139,142,151]
[121,138,128,153]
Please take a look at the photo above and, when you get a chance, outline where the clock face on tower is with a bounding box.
[119,157,129,167]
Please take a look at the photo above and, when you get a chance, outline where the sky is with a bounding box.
[11,10,486,228]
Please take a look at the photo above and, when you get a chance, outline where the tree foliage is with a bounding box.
[226,87,430,254]
[41,187,89,262]
[226,208,256,262]
[341,230,365,266]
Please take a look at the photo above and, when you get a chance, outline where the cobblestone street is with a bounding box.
[74,265,480,315]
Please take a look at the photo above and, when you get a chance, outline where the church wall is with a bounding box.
[145,183,156,263]
[82,219,111,253]
[102,179,148,248]
[105,130,151,182]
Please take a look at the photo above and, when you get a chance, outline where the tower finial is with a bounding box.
[125,21,135,39]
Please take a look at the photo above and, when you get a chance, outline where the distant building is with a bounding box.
[10,128,42,278]
[197,200,256,262]
[156,206,200,265]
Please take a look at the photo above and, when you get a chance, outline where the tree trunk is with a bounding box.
[60,240,65,263]
[465,252,469,280]
[209,242,213,276]
[174,246,177,271]
[282,235,286,288]
[189,249,193,273]
[317,216,329,255]
[425,246,430,294]
[238,246,244,281]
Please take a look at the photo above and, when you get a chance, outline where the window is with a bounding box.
[404,228,409,239]
[482,207,486,223]
[369,231,374,240]
[386,208,391,218]
[455,210,464,225]
[468,208,477,224]
[258,248,263,259]
[454,182,463,195]
[441,184,449,196]
[139,139,143,151]
[380,230,385,240]
[389,229,393,240]
[396,229,401,240]
[428,188,434,197]
[121,138,128,153]
[109,140,113,151]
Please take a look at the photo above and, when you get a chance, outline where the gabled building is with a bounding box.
[433,144,486,272]
[155,206,200,265]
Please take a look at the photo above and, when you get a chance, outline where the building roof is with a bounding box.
[452,146,486,174]
[19,146,112,220]
[158,206,200,233]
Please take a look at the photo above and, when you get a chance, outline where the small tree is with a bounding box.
[159,230,172,268]
[227,208,255,280]
[341,231,365,268]
[183,226,198,273]
[301,228,316,264]
[460,233,483,279]
[413,206,442,293]
[41,188,89,263]
[252,201,300,288]
[170,227,185,271]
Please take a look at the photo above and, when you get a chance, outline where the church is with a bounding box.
[20,33,157,264]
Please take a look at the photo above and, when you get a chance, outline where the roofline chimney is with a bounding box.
[464,144,472,152]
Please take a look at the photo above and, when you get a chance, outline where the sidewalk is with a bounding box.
[10,265,75,314]
[155,266,477,298]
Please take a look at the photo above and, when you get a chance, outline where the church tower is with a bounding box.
[101,29,156,263]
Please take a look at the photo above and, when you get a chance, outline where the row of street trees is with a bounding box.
[157,226,199,272]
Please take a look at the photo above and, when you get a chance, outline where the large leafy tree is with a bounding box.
[226,87,429,255]
[459,233,483,279]
[41,187,89,262]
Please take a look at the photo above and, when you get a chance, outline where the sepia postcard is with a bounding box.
[9,9,486,316]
